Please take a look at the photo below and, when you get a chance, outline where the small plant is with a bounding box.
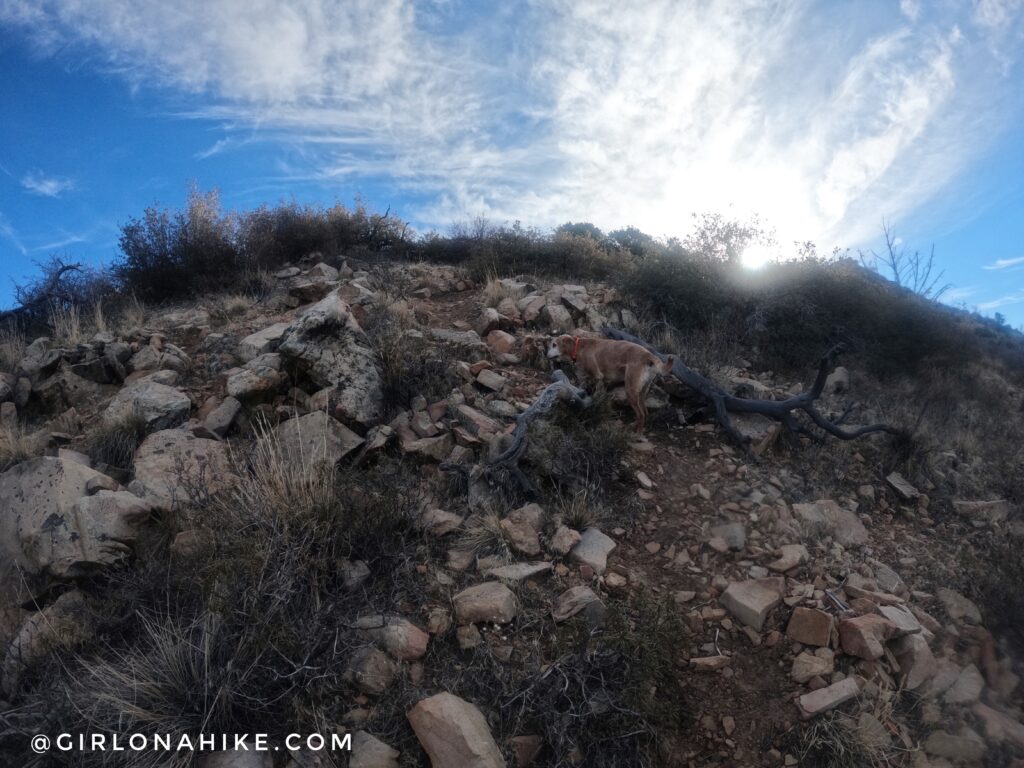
[553,486,609,531]
[458,511,513,561]
[85,410,149,470]
[482,274,525,307]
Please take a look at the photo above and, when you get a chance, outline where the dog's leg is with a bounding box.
[626,365,646,432]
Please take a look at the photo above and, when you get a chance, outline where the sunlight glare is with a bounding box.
[741,243,774,270]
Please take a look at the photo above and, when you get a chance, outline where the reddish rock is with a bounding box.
[786,607,833,647]
[838,614,898,660]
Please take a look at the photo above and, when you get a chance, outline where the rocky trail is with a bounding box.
[1,257,1022,767]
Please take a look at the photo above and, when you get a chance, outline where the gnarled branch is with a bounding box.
[602,326,900,451]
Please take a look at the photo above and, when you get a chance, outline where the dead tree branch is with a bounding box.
[442,369,591,500]
[0,261,83,323]
[603,326,900,451]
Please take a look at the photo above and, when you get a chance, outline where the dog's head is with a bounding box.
[546,334,574,359]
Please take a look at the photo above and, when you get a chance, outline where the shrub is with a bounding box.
[0,324,25,372]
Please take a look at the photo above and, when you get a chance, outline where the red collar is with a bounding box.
[570,336,581,362]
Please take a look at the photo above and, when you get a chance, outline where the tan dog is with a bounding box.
[547,334,674,432]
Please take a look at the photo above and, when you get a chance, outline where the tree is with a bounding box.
[860,221,950,301]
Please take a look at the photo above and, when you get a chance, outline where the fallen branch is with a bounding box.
[442,369,591,500]
[603,326,900,450]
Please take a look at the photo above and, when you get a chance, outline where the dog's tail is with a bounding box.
[661,355,675,374]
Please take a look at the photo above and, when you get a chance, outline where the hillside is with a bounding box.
[1,201,1024,768]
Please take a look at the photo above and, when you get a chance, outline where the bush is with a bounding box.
[84,409,149,471]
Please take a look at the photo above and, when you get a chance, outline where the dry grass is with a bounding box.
[120,293,147,331]
[0,425,41,471]
[482,274,526,307]
[48,301,83,346]
[91,300,108,335]
[553,487,609,531]
[84,410,149,471]
[458,511,514,561]
[0,325,25,372]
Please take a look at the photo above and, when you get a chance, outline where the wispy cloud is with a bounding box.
[983,256,1024,270]
[1,0,1022,249]
[942,286,978,303]
[0,212,27,255]
[979,291,1024,311]
[21,170,74,197]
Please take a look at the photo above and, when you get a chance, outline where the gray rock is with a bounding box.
[792,499,868,547]
[273,411,364,470]
[104,379,190,431]
[132,430,234,510]
[237,322,291,361]
[569,527,616,574]
[720,578,785,631]
[797,677,859,718]
[454,582,517,625]
[407,692,505,768]
[349,731,400,768]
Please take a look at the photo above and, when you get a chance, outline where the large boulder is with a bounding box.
[103,379,190,431]
[278,291,383,427]
[35,367,111,412]
[273,411,364,471]
[0,457,153,582]
[407,692,505,768]
[131,430,234,509]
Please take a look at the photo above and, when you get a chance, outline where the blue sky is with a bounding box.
[1,0,1023,325]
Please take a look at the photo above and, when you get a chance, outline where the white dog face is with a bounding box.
[546,339,562,359]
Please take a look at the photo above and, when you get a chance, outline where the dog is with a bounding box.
[547,334,674,432]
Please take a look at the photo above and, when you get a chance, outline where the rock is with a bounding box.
[352,615,430,661]
[421,508,464,537]
[306,262,339,281]
[198,748,272,768]
[797,677,859,718]
[540,304,574,333]
[953,500,1011,524]
[791,650,834,683]
[278,291,383,427]
[484,562,553,582]
[476,369,508,392]
[103,379,190,432]
[1,590,94,696]
[792,499,868,547]
[345,647,399,695]
[454,582,517,625]
[274,411,364,470]
[204,396,242,438]
[891,633,936,691]
[402,433,454,462]
[552,586,603,622]
[238,322,291,361]
[132,430,234,510]
[501,508,541,556]
[485,330,516,355]
[453,404,502,437]
[690,655,731,671]
[886,472,919,501]
[226,353,285,402]
[568,528,616,575]
[838,614,898,660]
[720,578,785,631]
[769,543,809,572]
[407,692,505,768]
[877,604,921,636]
[937,587,982,624]
[549,525,582,555]
[341,559,371,591]
[943,664,985,705]
[128,342,191,375]
[0,458,153,582]
[35,367,111,412]
[427,328,488,359]
[972,702,1024,747]
[710,522,746,551]
[923,729,985,762]
[509,734,542,767]
[457,624,482,649]
[824,366,850,394]
[350,731,400,768]
[786,607,833,647]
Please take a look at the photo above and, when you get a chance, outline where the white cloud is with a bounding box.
[983,256,1024,269]
[979,291,1024,311]
[1,0,1022,250]
[20,170,74,197]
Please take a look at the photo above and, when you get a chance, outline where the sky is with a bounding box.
[1,0,1023,325]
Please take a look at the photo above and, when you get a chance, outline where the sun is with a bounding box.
[741,243,775,270]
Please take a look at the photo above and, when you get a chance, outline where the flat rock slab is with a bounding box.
[786,607,833,647]
[103,379,190,432]
[569,528,616,575]
[798,677,859,718]
[838,614,898,660]
[274,411,364,470]
[484,562,553,582]
[407,692,505,768]
[237,322,290,361]
[131,429,234,510]
[720,578,785,631]
[891,633,937,691]
[552,585,603,622]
